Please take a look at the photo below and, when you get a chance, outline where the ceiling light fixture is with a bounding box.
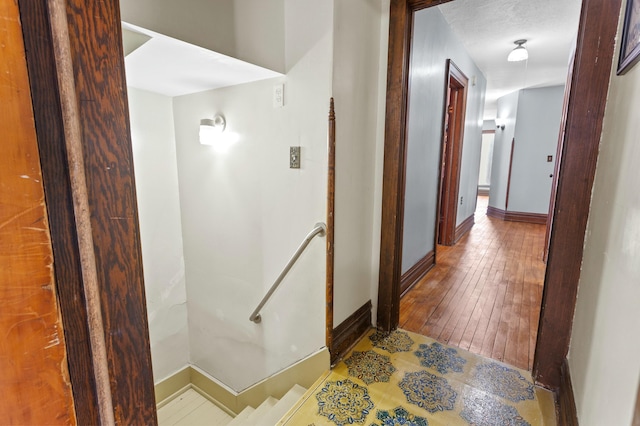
[507,39,528,62]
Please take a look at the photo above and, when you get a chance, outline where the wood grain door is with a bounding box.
[0,0,76,422]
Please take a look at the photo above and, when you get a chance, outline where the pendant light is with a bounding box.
[507,39,528,62]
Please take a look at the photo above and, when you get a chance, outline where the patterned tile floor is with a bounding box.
[278,329,556,426]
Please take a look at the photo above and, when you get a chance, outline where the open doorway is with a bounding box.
[394,2,572,371]
[377,0,620,389]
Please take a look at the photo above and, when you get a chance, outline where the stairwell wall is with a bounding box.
[171,0,332,392]
[128,88,190,383]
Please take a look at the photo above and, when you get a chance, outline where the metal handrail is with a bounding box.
[249,222,327,323]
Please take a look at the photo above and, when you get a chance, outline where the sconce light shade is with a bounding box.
[507,39,528,62]
[199,115,226,145]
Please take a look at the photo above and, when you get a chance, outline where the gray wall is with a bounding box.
[401,7,486,274]
[489,86,564,214]
[509,86,564,213]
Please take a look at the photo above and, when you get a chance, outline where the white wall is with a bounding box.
[128,88,190,383]
[489,91,519,211]
[401,7,486,274]
[568,6,640,423]
[172,0,332,392]
[478,133,494,188]
[120,0,286,72]
[509,86,564,213]
[331,0,386,326]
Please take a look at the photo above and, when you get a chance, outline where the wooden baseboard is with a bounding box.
[487,205,507,220]
[331,300,372,365]
[486,206,547,225]
[558,359,578,426]
[477,187,490,196]
[454,215,474,243]
[400,251,435,297]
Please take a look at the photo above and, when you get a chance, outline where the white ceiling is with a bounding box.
[122,22,282,97]
[439,0,582,119]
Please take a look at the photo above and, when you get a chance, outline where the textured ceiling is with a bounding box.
[439,0,582,119]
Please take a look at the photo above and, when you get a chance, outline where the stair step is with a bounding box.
[256,385,307,426]
[243,396,278,425]
[226,406,255,426]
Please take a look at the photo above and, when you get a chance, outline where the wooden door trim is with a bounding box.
[18,1,103,423]
[533,0,621,388]
[437,59,467,246]
[377,0,454,332]
[377,0,622,389]
[327,98,336,354]
[505,138,515,211]
[19,0,158,423]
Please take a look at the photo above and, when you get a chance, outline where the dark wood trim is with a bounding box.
[377,0,412,332]
[486,206,507,221]
[534,0,621,389]
[477,187,490,196]
[408,0,453,8]
[331,301,372,365]
[21,0,158,423]
[482,129,496,134]
[505,137,515,211]
[505,211,547,225]
[400,251,435,296]
[63,0,157,420]
[18,1,100,423]
[558,359,578,426]
[486,207,547,225]
[327,98,336,354]
[377,0,453,332]
[437,59,468,247]
[454,214,474,242]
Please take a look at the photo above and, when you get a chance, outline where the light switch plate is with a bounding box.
[290,146,300,168]
[274,84,284,108]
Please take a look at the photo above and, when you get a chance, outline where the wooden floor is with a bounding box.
[400,196,546,371]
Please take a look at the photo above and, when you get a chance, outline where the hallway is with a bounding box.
[400,196,546,371]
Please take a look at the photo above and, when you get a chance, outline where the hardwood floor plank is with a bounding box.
[400,196,546,371]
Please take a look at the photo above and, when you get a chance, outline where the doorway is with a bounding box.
[437,59,467,246]
[376,0,621,389]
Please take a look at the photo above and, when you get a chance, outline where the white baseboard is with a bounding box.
[155,347,330,415]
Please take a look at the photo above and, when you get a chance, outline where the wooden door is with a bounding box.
[437,59,468,246]
[0,0,76,422]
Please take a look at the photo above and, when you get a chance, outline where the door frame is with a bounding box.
[376,0,622,389]
[19,0,157,423]
[437,59,467,246]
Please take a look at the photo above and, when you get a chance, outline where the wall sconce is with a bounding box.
[495,118,505,131]
[199,115,226,145]
[507,39,528,62]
